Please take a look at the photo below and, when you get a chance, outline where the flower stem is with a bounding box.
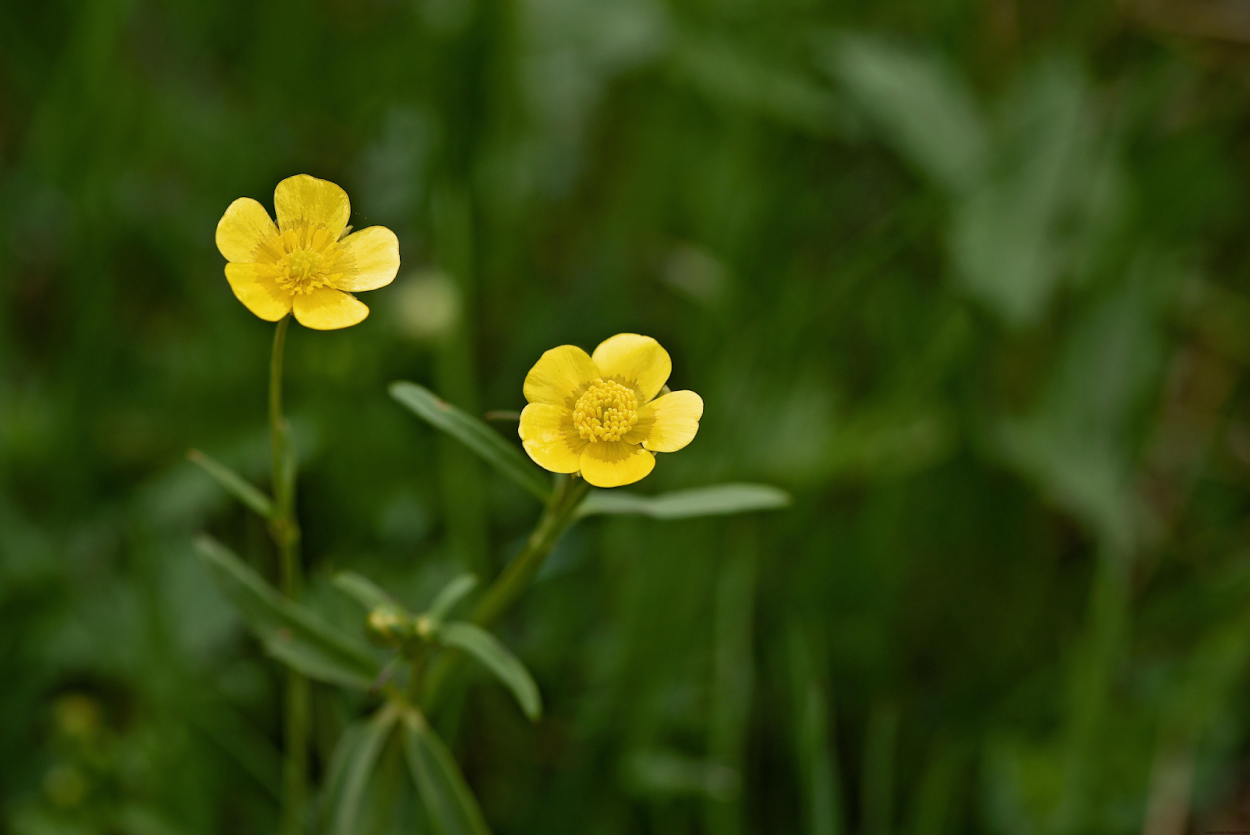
[270,315,308,835]
[421,475,591,713]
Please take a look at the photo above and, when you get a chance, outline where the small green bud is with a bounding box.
[366,606,410,647]
[414,614,436,639]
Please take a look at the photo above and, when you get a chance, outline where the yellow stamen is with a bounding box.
[275,233,341,295]
[573,379,639,443]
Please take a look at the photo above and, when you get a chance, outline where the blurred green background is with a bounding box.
[4,0,1250,832]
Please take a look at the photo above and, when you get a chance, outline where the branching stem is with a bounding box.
[422,475,590,713]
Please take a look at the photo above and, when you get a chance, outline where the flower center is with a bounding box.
[573,379,639,443]
[278,249,330,295]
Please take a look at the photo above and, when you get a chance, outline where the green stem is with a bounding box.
[270,315,308,835]
[422,475,591,712]
[408,640,428,700]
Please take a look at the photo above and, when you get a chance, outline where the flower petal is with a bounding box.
[591,334,671,402]
[523,345,600,407]
[579,441,655,488]
[519,404,586,473]
[225,263,292,321]
[627,390,703,452]
[274,174,350,239]
[217,198,279,263]
[292,287,369,330]
[334,226,400,292]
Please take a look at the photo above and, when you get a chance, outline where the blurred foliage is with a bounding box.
[4,0,1250,832]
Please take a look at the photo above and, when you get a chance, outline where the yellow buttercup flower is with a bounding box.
[519,334,703,488]
[215,174,400,330]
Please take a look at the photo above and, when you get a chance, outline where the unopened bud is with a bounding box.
[366,606,410,647]
[414,615,435,639]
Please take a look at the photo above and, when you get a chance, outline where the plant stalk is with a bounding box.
[422,475,590,712]
[270,315,308,835]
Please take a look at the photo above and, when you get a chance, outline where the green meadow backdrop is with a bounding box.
[4,0,1250,832]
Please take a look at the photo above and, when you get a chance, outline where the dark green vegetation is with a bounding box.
[4,0,1250,832]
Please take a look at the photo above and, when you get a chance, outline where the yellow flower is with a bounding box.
[215,174,400,330]
[519,334,703,488]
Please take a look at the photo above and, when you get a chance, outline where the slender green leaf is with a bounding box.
[334,571,404,613]
[389,382,551,502]
[325,705,399,835]
[426,574,478,622]
[577,483,791,520]
[787,623,844,835]
[402,712,492,835]
[195,535,381,690]
[319,722,364,828]
[438,622,541,721]
[187,449,273,518]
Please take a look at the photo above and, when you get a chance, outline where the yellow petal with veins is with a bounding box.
[216,198,279,263]
[523,345,600,407]
[579,441,655,488]
[292,287,368,330]
[591,334,671,402]
[225,263,292,321]
[519,404,586,473]
[334,226,400,292]
[275,175,350,240]
[626,390,703,452]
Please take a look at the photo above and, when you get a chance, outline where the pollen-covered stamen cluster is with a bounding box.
[274,227,343,295]
[573,379,639,443]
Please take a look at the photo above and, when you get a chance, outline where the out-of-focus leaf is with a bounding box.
[673,35,845,135]
[621,749,740,801]
[438,621,541,721]
[402,711,492,835]
[390,382,551,502]
[194,535,381,690]
[320,722,364,829]
[577,484,790,519]
[787,623,843,835]
[187,449,273,518]
[425,574,478,622]
[334,571,403,613]
[819,34,988,193]
[997,269,1165,550]
[326,705,399,835]
[949,59,1101,325]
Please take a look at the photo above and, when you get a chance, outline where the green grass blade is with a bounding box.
[187,449,274,518]
[438,621,541,721]
[389,382,551,502]
[787,623,844,835]
[195,535,381,690]
[577,484,791,520]
[402,712,492,835]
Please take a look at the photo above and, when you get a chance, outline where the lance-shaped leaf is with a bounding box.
[438,622,541,721]
[425,574,478,623]
[403,711,492,835]
[334,571,404,613]
[187,449,274,519]
[389,382,551,502]
[195,535,381,690]
[321,705,400,835]
[577,483,791,520]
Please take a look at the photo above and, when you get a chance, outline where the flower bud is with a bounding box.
[366,606,410,647]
